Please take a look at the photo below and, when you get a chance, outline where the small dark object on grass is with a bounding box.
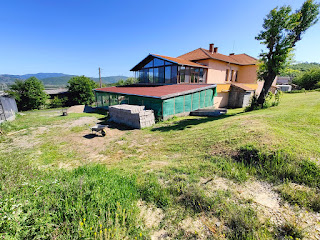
[62,109,68,116]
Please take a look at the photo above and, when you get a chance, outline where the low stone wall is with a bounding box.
[109,104,155,129]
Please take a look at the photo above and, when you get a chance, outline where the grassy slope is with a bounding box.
[0,92,319,239]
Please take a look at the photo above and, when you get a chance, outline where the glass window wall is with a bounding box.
[135,56,206,84]
[165,66,171,83]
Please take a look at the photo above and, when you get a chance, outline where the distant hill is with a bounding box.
[0,73,129,87]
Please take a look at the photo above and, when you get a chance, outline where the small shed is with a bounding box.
[0,93,18,123]
[228,83,254,108]
[94,84,217,120]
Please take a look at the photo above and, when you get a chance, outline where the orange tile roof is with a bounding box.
[178,48,257,66]
[152,54,208,68]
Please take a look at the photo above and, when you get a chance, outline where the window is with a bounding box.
[158,67,165,83]
[143,69,148,83]
[180,66,185,83]
[199,68,204,83]
[144,59,153,68]
[225,69,229,82]
[171,65,178,84]
[154,68,159,83]
[185,67,190,83]
[194,68,199,83]
[154,58,165,67]
[165,61,172,66]
[235,71,238,82]
[231,70,234,81]
[165,66,171,83]
[149,68,154,83]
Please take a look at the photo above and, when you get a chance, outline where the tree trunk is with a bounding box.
[257,73,276,105]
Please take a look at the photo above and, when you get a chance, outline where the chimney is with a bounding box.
[214,47,218,53]
[209,43,214,53]
[229,53,234,55]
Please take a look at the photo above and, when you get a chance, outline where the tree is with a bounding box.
[256,0,319,105]
[67,76,97,105]
[294,68,320,89]
[114,77,138,86]
[7,77,48,111]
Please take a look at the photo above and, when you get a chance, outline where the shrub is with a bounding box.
[67,76,97,105]
[50,96,67,108]
[6,77,48,111]
[293,68,320,90]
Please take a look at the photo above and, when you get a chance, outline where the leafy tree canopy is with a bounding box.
[114,77,138,86]
[256,0,319,104]
[7,77,48,111]
[293,68,320,89]
[67,76,97,105]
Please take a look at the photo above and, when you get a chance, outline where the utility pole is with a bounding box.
[99,67,102,88]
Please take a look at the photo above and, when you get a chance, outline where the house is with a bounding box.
[94,43,275,119]
[0,92,18,123]
[275,76,292,85]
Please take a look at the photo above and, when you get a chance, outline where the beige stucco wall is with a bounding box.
[198,59,240,84]
[198,59,256,86]
[237,65,258,83]
[214,92,229,108]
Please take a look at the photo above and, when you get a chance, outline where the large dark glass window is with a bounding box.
[154,58,165,67]
[194,68,199,83]
[199,68,204,83]
[165,61,172,66]
[144,59,154,68]
[165,66,171,83]
[180,66,185,83]
[149,68,154,83]
[154,68,159,83]
[158,67,165,83]
[143,69,148,83]
[185,67,190,83]
[171,65,177,84]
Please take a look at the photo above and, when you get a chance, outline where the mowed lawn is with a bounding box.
[0,92,319,239]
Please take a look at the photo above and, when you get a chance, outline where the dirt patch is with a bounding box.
[53,124,129,164]
[179,217,210,239]
[138,200,164,229]
[202,176,320,239]
[67,105,85,113]
[63,116,97,128]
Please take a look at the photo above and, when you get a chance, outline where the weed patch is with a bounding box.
[235,145,320,188]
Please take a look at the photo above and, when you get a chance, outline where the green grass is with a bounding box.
[1,93,320,239]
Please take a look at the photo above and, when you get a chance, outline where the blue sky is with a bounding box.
[1,0,319,78]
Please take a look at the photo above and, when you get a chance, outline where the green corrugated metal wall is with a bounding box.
[95,87,215,119]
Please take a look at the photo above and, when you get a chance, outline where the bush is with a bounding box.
[49,96,67,108]
[293,68,320,90]
[6,77,48,111]
[67,76,97,105]
[245,91,282,112]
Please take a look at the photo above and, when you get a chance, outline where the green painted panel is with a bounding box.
[142,98,163,118]
[200,90,205,108]
[192,92,200,111]
[205,89,214,107]
[174,96,184,114]
[184,94,192,112]
[163,98,175,117]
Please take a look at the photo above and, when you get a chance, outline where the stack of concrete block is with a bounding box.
[109,104,155,129]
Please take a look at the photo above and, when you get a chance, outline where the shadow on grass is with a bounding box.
[151,112,242,132]
[83,133,102,139]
